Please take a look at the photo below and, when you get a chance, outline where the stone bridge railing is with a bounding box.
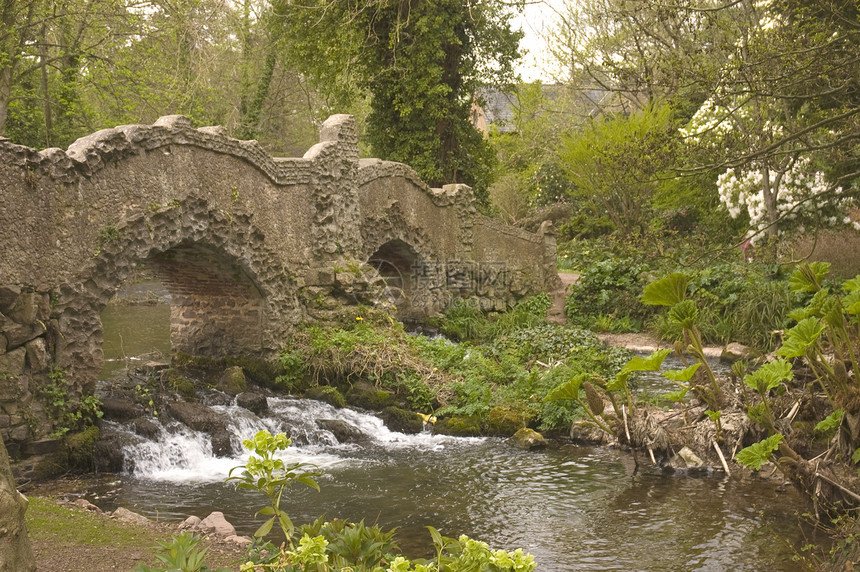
[0,114,560,453]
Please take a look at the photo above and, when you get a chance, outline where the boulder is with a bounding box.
[0,436,36,571]
[306,386,346,409]
[509,428,548,450]
[316,419,369,444]
[130,418,161,440]
[569,421,613,446]
[100,397,144,422]
[487,406,526,436]
[179,515,201,531]
[668,446,705,470]
[345,387,393,411]
[210,430,235,458]
[198,511,236,537]
[721,342,753,363]
[112,507,151,526]
[72,499,102,513]
[379,407,423,434]
[236,392,268,416]
[216,366,246,396]
[167,402,225,433]
[224,535,253,546]
[435,415,482,437]
[92,430,125,473]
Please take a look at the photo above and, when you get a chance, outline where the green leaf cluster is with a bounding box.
[226,430,321,542]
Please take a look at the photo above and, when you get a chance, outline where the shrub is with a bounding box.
[564,257,652,330]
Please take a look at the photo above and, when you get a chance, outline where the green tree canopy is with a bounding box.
[273,0,524,204]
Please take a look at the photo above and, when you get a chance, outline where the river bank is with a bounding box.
[24,491,246,571]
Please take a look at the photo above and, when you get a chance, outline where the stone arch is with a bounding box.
[359,203,448,318]
[51,197,301,388]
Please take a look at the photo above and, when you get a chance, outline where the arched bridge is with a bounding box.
[0,114,559,446]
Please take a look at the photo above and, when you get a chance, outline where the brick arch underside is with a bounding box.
[52,197,301,387]
[358,206,449,317]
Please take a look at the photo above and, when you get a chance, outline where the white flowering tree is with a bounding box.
[678,0,858,245]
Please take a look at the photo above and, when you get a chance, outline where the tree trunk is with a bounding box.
[0,438,35,572]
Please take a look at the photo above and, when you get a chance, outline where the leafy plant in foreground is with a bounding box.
[132,532,228,572]
[227,430,321,543]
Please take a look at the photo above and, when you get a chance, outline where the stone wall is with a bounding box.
[0,114,559,450]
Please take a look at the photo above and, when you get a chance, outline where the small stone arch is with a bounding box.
[50,197,301,388]
[359,204,449,318]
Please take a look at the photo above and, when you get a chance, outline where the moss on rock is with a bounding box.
[346,387,394,411]
[305,386,346,409]
[487,406,527,436]
[436,415,482,437]
[379,406,423,434]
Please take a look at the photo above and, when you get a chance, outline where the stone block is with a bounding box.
[9,424,30,442]
[0,285,21,314]
[24,338,49,373]
[22,439,60,456]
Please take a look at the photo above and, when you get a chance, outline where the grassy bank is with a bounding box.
[25,495,244,572]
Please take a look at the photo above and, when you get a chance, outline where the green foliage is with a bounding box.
[226,430,321,542]
[132,532,228,572]
[559,103,678,233]
[736,434,784,472]
[743,359,793,395]
[641,272,690,307]
[298,517,399,570]
[40,367,103,438]
[564,257,651,330]
[776,317,826,359]
[815,409,844,434]
[276,350,307,391]
[788,262,831,294]
[436,294,551,343]
[274,0,522,205]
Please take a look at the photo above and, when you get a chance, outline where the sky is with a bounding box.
[512,0,564,82]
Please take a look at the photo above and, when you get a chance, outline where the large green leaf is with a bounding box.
[254,516,275,538]
[663,387,690,403]
[544,374,585,402]
[621,348,672,374]
[668,299,698,329]
[736,434,783,471]
[641,273,690,307]
[788,262,830,293]
[663,363,701,383]
[606,371,629,393]
[743,358,793,394]
[776,317,825,358]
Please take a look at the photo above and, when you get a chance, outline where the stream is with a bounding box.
[89,283,823,570]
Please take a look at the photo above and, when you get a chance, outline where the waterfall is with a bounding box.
[116,397,480,483]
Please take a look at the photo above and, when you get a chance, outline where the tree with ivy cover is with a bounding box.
[272,0,524,205]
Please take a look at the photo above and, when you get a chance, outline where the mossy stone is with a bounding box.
[487,406,526,436]
[346,388,394,411]
[509,428,548,450]
[436,415,482,436]
[63,425,100,470]
[305,386,346,409]
[161,368,197,401]
[217,366,247,396]
[379,406,423,434]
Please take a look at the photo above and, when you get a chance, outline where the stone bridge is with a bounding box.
[0,114,559,450]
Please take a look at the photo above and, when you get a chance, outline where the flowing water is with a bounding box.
[93,285,822,570]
